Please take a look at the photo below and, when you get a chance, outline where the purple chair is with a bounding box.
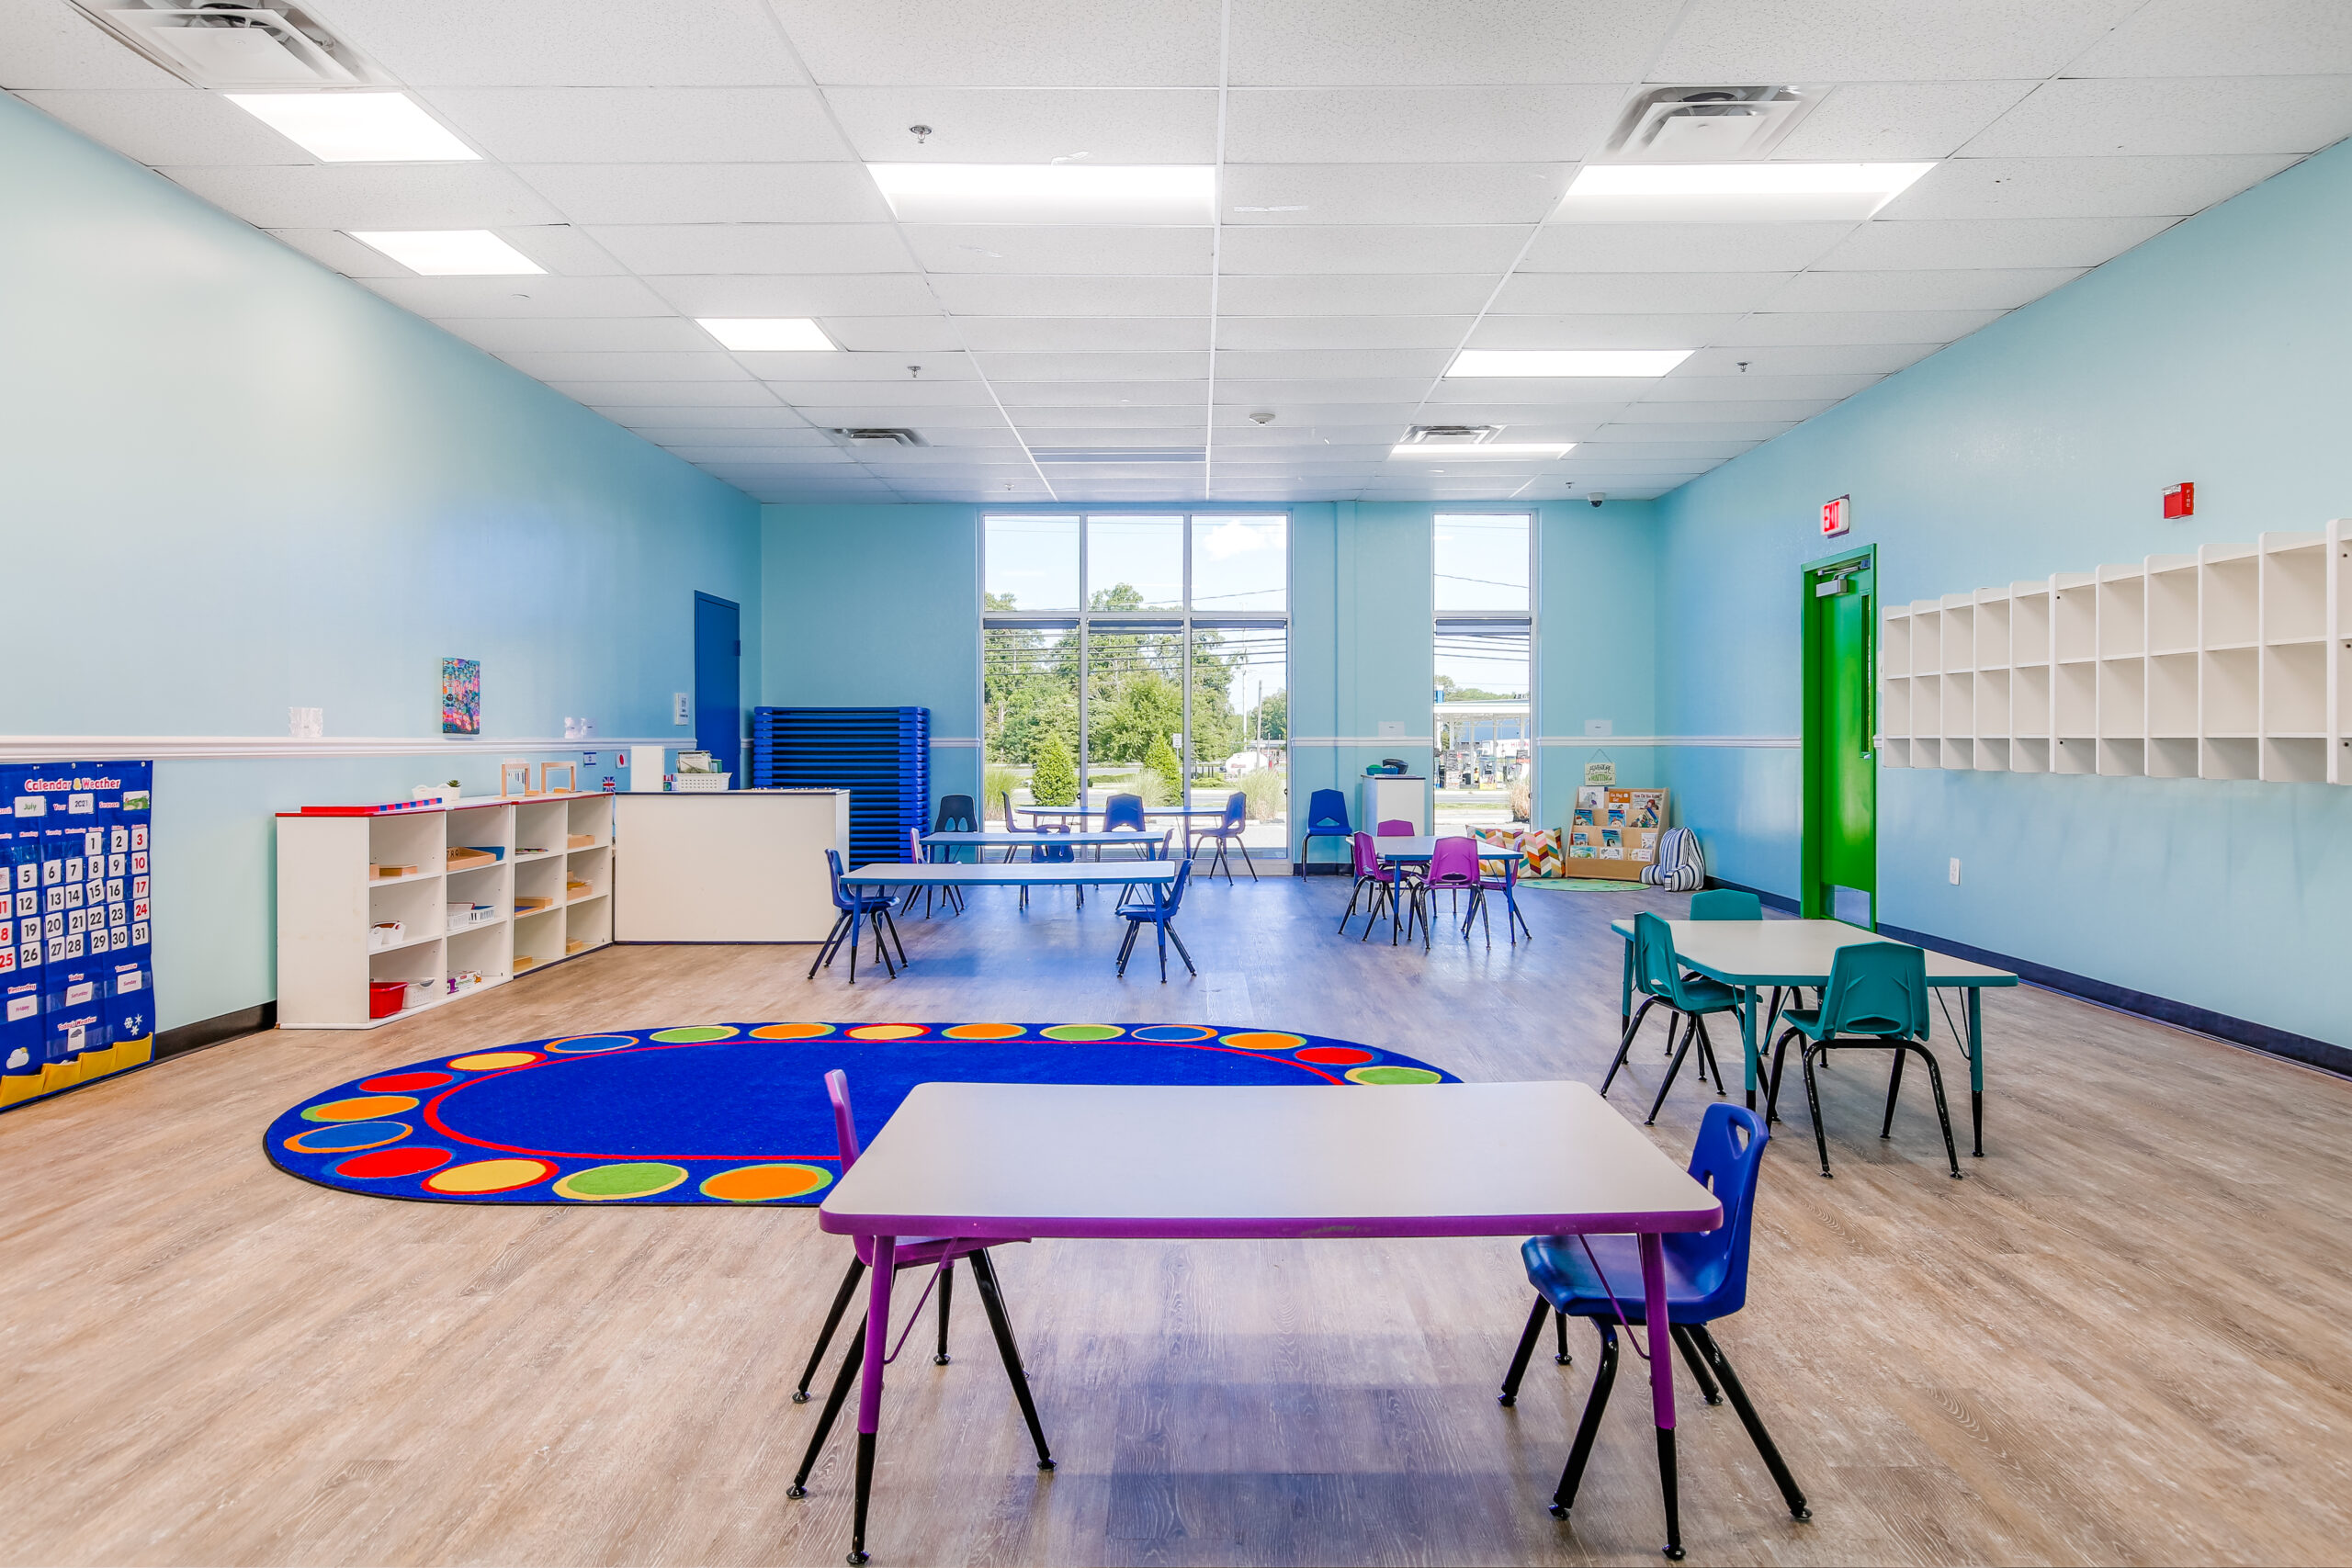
[788,1069,1053,1498]
[1424,837,1486,950]
[1338,830,1399,940]
[1375,818,1416,836]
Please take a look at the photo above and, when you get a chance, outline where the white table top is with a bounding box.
[923,829,1163,848]
[843,861,1179,887]
[820,1080,1722,1241]
[1022,805,1230,818]
[1608,917,2018,987]
[1376,835,1516,861]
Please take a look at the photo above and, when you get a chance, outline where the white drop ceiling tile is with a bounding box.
[907,226,1215,276]
[1571,441,1760,462]
[1490,272,1792,311]
[1814,215,2176,271]
[1883,154,2301,219]
[500,350,752,382]
[1962,76,2352,158]
[1644,373,1883,402]
[269,229,411,277]
[825,87,1217,163]
[1222,164,1569,226]
[1597,420,1796,443]
[1216,349,1453,380]
[769,0,1220,86]
[1216,315,1475,351]
[1612,399,1837,423]
[1391,400,1630,424]
[791,404,1013,427]
[1424,379,1661,406]
[586,223,910,275]
[994,380,1212,407]
[162,164,563,230]
[307,0,808,85]
[1227,276,1505,319]
[1713,309,2007,345]
[1213,436,1395,456]
[509,163,890,225]
[0,0,185,88]
[1220,224,1530,276]
[1677,343,1943,377]
[1651,0,2144,81]
[667,446,856,465]
[501,226,634,276]
[1207,402,1421,425]
[642,273,943,316]
[1013,427,1204,446]
[1209,378,1434,405]
[1768,266,2085,312]
[442,317,713,354]
[738,351,977,380]
[763,379,997,405]
[1012,406,1218,428]
[822,316,969,352]
[929,275,1213,316]
[16,88,316,165]
[974,353,1212,381]
[597,405,815,428]
[953,317,1209,353]
[1770,80,2039,161]
[899,429,1030,447]
[650,427,837,447]
[419,88,846,164]
[1465,312,1747,348]
[2065,0,2352,75]
[1224,87,1622,164]
[1228,0,1679,85]
[363,274,674,317]
[1521,221,1857,274]
[546,379,782,406]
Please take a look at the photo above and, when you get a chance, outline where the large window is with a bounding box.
[1433,513,1532,832]
[984,514,1289,857]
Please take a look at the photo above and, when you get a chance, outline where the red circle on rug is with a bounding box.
[360,1071,455,1093]
[1295,1046,1374,1065]
[333,1147,452,1179]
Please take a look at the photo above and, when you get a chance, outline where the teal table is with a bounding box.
[1609,918,2018,1156]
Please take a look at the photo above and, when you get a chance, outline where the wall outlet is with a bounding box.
[1949,858,1962,886]
[673,693,691,725]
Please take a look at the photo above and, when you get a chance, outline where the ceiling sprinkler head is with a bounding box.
[908,124,932,142]
[1737,360,1750,373]
[1249,410,1275,424]
[907,364,922,378]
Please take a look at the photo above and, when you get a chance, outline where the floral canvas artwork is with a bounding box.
[441,658,481,736]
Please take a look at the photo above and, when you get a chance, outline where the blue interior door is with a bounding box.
[694,592,741,781]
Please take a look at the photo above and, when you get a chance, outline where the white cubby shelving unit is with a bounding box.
[276,792,616,1029]
[1878,520,2349,786]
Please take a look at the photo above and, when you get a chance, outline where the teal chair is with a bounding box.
[1600,911,1733,1124]
[1689,888,1760,920]
[1766,942,1962,1180]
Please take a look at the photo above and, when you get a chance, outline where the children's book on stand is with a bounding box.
[1565,786,1669,882]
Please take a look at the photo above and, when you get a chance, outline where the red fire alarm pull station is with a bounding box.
[1820,495,1850,536]
[2164,481,2195,519]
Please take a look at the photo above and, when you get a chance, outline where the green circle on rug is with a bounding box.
[1040,1024,1125,1042]
[553,1162,689,1201]
[1346,1066,1442,1085]
[649,1026,739,1043]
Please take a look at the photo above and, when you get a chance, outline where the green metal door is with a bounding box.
[1802,548,1876,924]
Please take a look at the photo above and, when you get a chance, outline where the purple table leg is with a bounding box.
[1640,1232,1683,1561]
[849,1235,896,1566]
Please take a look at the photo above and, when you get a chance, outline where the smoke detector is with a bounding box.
[1603,85,1822,162]
[831,428,923,447]
[71,2,386,88]
[1398,424,1503,446]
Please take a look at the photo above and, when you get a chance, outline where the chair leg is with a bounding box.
[1554,1307,1572,1365]
[1549,1318,1620,1519]
[1687,1326,1810,1520]
[1599,997,1663,1099]
[1692,1014,1727,1096]
[1801,1043,1834,1179]
[808,911,849,980]
[967,1249,1055,1471]
[933,1260,954,1365]
[788,1316,866,1496]
[1880,1048,1907,1138]
[1115,919,1139,976]
[1645,1012,1700,1125]
[1243,843,1258,881]
[1339,877,1364,934]
[1498,1293,1548,1406]
[881,904,909,965]
[1668,1324,1723,1405]
[867,908,898,979]
[1165,922,1197,977]
[1155,919,1168,982]
[1909,1044,1964,1179]
[1765,1026,1799,1122]
[793,1257,866,1402]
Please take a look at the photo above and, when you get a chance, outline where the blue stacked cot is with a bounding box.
[747,707,930,870]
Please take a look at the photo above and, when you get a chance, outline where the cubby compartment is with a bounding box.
[2145,557,2199,655]
[514,801,570,863]
[2201,647,2258,736]
[2098,659,2144,739]
[566,894,612,954]
[1974,593,2011,669]
[1975,739,2010,772]
[368,877,447,955]
[2010,665,2051,739]
[1941,671,1974,737]
[1880,610,1911,677]
[2263,641,2325,735]
[1908,604,1942,675]
[1939,739,1974,770]
[2011,738,2051,773]
[2052,574,2097,662]
[1879,739,1912,769]
[512,907,563,974]
[1879,676,1911,738]
[366,814,442,883]
[2010,585,2052,666]
[2201,547,2258,648]
[1913,674,1941,739]
[2096,568,2144,659]
[2147,738,2199,778]
[2147,652,2198,738]
[566,794,613,849]
[2340,640,2352,739]
[447,920,511,991]
[367,941,443,1021]
[2202,738,2258,780]
[2262,738,2326,783]
[1974,669,2009,738]
[444,860,508,932]
[1941,596,1975,673]
[2053,737,2097,774]
[2098,739,2143,776]
[2261,536,2327,643]
[567,843,612,905]
[2054,660,2097,736]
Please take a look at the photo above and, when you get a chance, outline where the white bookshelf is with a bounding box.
[276,792,616,1029]
[1877,519,2352,788]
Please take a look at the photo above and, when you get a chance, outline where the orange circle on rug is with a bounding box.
[751,1023,834,1040]
[700,1164,834,1202]
[847,1024,928,1041]
[448,1051,538,1070]
[425,1158,556,1196]
[1220,1032,1307,1052]
[301,1094,420,1122]
[943,1023,1026,1040]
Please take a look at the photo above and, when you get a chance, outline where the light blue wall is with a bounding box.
[1652,135,2352,1046]
[2,94,760,1030]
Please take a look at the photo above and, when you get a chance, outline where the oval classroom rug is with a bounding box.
[266,1022,1458,1207]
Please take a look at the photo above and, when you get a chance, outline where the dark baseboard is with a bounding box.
[1294,862,1350,877]
[156,1002,276,1061]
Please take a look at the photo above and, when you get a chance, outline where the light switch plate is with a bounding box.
[673,693,691,725]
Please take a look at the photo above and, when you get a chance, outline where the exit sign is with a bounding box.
[1820,495,1851,536]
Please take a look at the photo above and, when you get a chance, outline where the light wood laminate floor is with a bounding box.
[4,875,2348,1566]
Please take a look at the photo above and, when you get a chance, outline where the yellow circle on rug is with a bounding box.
[751,1023,834,1040]
[700,1164,833,1202]
[847,1024,928,1040]
[1220,1032,1307,1051]
[425,1158,555,1195]
[301,1094,420,1122]
[943,1023,1026,1040]
[447,1051,537,1070]
[555,1162,689,1201]
[1040,1025,1124,1042]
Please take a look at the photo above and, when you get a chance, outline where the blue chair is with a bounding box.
[1767,942,1961,1180]
[1299,788,1352,865]
[1193,790,1255,884]
[933,795,978,834]
[1102,793,1146,833]
[1498,1104,1808,1544]
[809,849,903,983]
[1600,911,1733,1123]
[1114,856,1196,981]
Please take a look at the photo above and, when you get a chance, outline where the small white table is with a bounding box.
[816,1080,1722,1563]
[920,829,1166,860]
[839,863,1182,974]
[1371,835,1521,945]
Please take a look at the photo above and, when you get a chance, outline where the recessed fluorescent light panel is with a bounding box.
[696,318,838,352]
[1555,162,1933,221]
[348,230,540,276]
[867,164,1216,223]
[227,92,476,162]
[1389,443,1577,459]
[1446,350,1691,378]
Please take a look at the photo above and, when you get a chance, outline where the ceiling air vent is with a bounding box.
[1399,425,1502,446]
[71,2,386,89]
[831,428,924,447]
[1603,86,1822,163]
